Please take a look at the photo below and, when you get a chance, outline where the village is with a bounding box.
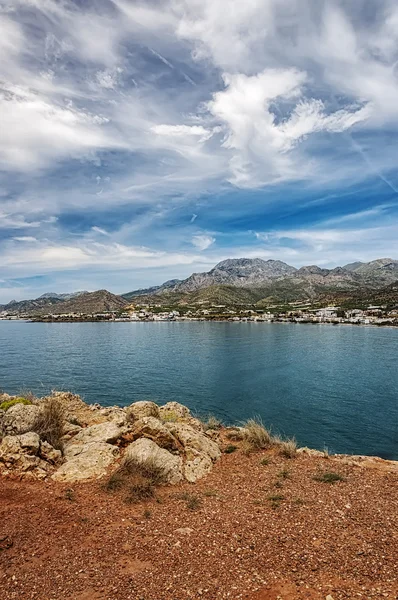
[1,302,398,326]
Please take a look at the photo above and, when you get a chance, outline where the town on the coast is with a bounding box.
[1,301,398,326]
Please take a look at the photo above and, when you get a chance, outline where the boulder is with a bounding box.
[126,401,160,422]
[52,442,119,482]
[165,422,221,462]
[69,421,126,446]
[39,441,63,465]
[0,432,50,475]
[183,448,213,483]
[125,438,183,485]
[130,417,179,451]
[2,403,40,435]
[159,401,191,421]
[98,406,127,426]
[159,402,204,431]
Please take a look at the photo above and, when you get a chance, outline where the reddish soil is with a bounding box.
[1,450,397,600]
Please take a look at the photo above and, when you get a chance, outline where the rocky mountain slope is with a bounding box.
[2,258,398,314]
[124,257,398,305]
[1,290,128,315]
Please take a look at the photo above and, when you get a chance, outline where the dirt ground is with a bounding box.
[1,450,397,600]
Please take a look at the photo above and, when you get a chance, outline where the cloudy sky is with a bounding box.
[1,0,398,301]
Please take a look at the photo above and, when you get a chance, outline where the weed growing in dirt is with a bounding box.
[313,471,345,484]
[267,494,284,509]
[203,489,218,497]
[143,509,152,519]
[278,438,297,458]
[106,456,166,503]
[176,492,202,510]
[200,414,223,430]
[278,469,290,479]
[260,457,270,466]
[243,418,273,450]
[224,444,238,454]
[64,488,75,501]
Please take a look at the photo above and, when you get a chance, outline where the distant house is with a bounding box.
[316,306,338,320]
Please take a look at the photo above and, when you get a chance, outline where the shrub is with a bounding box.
[106,455,166,503]
[278,469,290,479]
[32,398,65,452]
[200,414,223,430]
[278,438,297,459]
[313,471,345,484]
[186,494,201,511]
[0,397,32,412]
[175,491,202,510]
[161,411,179,423]
[242,418,273,450]
[224,444,237,454]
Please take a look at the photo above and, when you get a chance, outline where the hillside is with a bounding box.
[1,290,128,316]
[123,257,398,307]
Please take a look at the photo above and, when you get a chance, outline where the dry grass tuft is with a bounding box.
[106,455,166,503]
[200,414,223,430]
[313,471,345,484]
[278,438,297,459]
[32,398,65,452]
[242,418,273,450]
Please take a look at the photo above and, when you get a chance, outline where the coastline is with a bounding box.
[0,393,397,600]
[2,316,398,328]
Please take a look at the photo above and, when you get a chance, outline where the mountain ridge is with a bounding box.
[2,258,398,314]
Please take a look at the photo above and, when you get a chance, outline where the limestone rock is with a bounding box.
[98,406,127,426]
[2,403,40,435]
[130,417,179,451]
[126,401,160,422]
[184,447,213,482]
[69,421,126,446]
[125,438,183,484]
[62,421,82,441]
[0,432,50,474]
[40,441,63,464]
[159,402,204,431]
[297,447,327,457]
[52,442,119,482]
[159,401,191,420]
[165,422,221,462]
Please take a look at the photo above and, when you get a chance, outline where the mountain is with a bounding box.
[0,296,64,314]
[343,261,364,271]
[166,258,297,293]
[122,279,182,300]
[123,257,398,306]
[38,291,88,300]
[349,258,398,285]
[1,290,128,316]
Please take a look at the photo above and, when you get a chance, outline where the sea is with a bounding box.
[1,320,397,459]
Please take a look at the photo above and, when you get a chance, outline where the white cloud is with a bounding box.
[12,236,38,242]
[0,84,122,170]
[91,226,109,236]
[191,234,215,250]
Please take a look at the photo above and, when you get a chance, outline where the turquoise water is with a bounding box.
[0,321,397,459]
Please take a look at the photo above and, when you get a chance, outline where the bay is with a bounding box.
[0,320,397,459]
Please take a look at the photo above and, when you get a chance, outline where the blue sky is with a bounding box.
[1,0,398,302]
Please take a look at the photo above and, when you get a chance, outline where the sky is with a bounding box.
[1,0,398,302]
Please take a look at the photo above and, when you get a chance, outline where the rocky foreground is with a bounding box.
[0,392,397,600]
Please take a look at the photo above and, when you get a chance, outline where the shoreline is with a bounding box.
[1,393,397,600]
[1,317,398,328]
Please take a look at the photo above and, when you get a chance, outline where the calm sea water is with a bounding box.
[0,321,397,459]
